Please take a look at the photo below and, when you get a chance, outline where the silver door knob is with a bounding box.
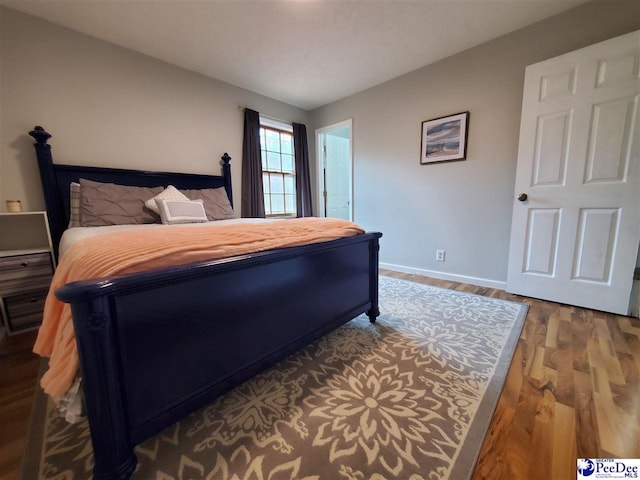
[517,193,528,202]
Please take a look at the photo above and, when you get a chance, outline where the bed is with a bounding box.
[28,126,382,479]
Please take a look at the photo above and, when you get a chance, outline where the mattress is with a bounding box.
[59,218,273,257]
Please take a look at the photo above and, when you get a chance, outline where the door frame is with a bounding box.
[315,119,353,220]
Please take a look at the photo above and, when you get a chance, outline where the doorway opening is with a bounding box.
[316,119,353,221]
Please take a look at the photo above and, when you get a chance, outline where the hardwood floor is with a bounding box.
[0,329,39,480]
[0,272,638,479]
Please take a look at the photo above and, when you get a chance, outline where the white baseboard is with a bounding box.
[380,262,507,291]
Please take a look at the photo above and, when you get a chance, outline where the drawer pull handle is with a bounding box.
[29,297,38,303]
[21,262,29,267]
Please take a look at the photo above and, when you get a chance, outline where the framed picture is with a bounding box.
[420,111,469,164]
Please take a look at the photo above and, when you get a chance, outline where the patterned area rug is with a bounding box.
[22,276,527,479]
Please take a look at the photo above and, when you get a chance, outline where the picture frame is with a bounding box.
[420,111,469,164]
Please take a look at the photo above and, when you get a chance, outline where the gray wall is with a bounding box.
[0,7,309,215]
[309,0,640,287]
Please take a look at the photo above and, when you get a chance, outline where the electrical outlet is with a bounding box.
[436,250,445,262]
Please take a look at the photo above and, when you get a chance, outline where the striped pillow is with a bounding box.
[68,182,81,228]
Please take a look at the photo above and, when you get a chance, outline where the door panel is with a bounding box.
[596,50,639,87]
[524,209,560,276]
[507,30,640,315]
[533,111,571,185]
[572,208,618,282]
[539,66,577,101]
[586,96,636,183]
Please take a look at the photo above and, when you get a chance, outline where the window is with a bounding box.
[260,125,296,217]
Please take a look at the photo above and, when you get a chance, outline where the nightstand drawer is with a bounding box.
[0,274,53,296]
[0,252,53,282]
[3,289,48,331]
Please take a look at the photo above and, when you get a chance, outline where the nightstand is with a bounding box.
[0,211,55,334]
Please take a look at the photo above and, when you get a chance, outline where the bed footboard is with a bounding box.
[55,232,381,479]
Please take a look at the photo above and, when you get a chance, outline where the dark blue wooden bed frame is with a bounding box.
[29,126,382,479]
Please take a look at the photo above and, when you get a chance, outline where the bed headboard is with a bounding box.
[29,126,233,259]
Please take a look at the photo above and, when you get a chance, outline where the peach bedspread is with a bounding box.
[34,217,364,398]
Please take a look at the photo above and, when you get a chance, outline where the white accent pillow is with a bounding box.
[145,185,190,215]
[155,198,208,225]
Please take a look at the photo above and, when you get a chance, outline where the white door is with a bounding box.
[316,120,353,221]
[325,135,351,220]
[506,30,640,315]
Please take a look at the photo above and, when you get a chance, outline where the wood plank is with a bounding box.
[548,347,574,407]
[574,370,601,458]
[530,346,546,381]
[552,402,576,479]
[545,314,559,349]
[471,401,517,479]
[0,330,39,479]
[557,317,573,349]
[587,342,638,458]
[593,316,626,385]
[530,388,555,480]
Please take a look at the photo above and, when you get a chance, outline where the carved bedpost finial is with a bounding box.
[29,126,52,144]
[220,153,233,208]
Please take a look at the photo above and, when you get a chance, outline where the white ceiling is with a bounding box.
[2,0,589,110]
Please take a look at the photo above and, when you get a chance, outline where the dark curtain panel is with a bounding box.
[241,108,265,218]
[293,122,313,217]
